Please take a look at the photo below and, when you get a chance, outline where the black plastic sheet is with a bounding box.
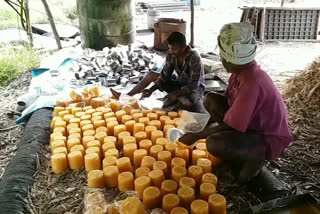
[247,166,291,202]
[0,108,52,214]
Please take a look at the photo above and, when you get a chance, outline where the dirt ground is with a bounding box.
[0,72,31,179]
[136,0,320,85]
[0,0,320,213]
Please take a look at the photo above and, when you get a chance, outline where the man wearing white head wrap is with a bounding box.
[180,22,292,184]
[218,22,257,65]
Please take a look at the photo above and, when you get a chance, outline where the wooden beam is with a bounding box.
[190,0,194,47]
[316,17,320,40]
[259,7,266,41]
[41,0,62,49]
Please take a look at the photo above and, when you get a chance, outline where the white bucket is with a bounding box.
[147,10,160,30]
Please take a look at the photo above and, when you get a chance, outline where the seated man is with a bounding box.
[111,32,205,113]
[179,22,292,183]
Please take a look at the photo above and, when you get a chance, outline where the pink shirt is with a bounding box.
[224,61,292,160]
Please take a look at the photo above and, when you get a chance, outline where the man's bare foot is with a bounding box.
[110,88,121,99]
[237,159,265,184]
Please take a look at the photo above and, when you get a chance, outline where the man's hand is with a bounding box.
[164,93,177,106]
[141,89,152,99]
[179,133,199,145]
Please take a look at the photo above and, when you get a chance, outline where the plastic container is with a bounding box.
[77,0,135,49]
[154,18,186,51]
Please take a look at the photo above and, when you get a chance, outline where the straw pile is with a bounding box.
[283,57,320,140]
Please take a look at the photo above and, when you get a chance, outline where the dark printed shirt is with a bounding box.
[154,47,205,102]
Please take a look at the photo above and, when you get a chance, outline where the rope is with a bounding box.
[78,15,135,23]
[78,15,135,37]
[79,28,136,38]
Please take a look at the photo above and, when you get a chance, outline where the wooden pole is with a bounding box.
[190,0,195,47]
[281,0,285,7]
[41,0,62,49]
[24,0,33,47]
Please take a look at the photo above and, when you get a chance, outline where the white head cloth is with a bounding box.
[218,22,257,65]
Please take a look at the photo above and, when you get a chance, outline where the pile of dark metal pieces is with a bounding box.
[71,46,163,87]
[137,1,189,12]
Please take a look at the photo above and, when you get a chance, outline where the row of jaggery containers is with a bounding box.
[50,104,226,214]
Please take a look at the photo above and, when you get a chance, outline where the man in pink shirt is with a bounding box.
[179,22,292,183]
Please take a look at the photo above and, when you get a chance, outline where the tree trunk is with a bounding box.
[190,0,195,47]
[24,0,33,47]
[41,0,62,49]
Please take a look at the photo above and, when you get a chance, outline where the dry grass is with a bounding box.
[26,147,87,214]
[283,58,320,140]
[271,58,320,204]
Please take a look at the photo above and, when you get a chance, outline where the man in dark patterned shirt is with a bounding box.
[111,32,206,112]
